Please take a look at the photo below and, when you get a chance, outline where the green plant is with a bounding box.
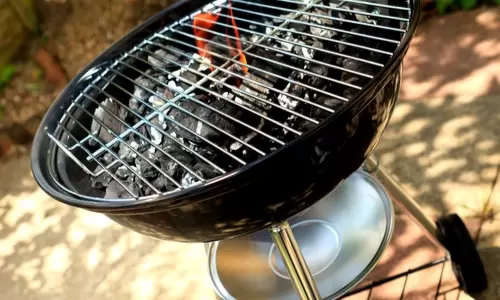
[0,65,16,91]
[436,0,500,14]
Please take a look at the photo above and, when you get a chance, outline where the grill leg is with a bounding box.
[365,156,443,248]
[269,222,322,300]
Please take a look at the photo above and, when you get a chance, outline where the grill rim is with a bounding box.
[31,0,420,213]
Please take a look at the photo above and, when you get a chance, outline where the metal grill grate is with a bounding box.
[46,0,412,200]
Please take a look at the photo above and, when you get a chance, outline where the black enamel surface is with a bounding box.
[31,0,419,243]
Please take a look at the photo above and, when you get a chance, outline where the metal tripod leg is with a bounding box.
[269,222,322,300]
[365,156,443,248]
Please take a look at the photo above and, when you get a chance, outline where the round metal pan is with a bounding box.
[207,170,394,299]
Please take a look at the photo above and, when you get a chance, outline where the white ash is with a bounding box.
[352,8,376,24]
[230,142,243,151]
[277,83,299,110]
[195,120,204,135]
[118,140,140,160]
[168,69,182,80]
[148,49,170,69]
[167,80,184,93]
[148,146,156,154]
[181,173,201,188]
[197,56,212,72]
[148,94,166,108]
[150,126,163,145]
[105,181,131,199]
[280,41,294,52]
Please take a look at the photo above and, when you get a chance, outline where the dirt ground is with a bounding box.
[0,5,499,300]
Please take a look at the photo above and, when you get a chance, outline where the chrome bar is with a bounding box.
[141,42,317,125]
[200,10,385,74]
[117,60,269,155]
[184,9,386,67]
[162,29,351,102]
[185,22,369,88]
[215,5,401,46]
[332,0,410,11]
[48,129,138,199]
[366,156,442,248]
[226,1,406,32]
[197,9,396,55]
[88,83,226,175]
[152,35,341,111]
[130,48,304,135]
[80,93,203,184]
[273,0,410,21]
[66,103,162,193]
[269,222,322,300]
[98,74,246,166]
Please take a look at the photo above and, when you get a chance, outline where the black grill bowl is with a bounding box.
[31,0,419,243]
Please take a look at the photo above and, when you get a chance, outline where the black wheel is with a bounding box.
[436,213,488,294]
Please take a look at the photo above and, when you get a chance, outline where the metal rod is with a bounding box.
[186,21,368,87]
[165,27,352,102]
[269,221,321,300]
[141,42,316,125]
[272,0,410,21]
[88,84,225,175]
[366,156,443,248]
[116,60,268,156]
[97,74,246,166]
[128,49,300,137]
[194,6,388,66]
[224,1,406,32]
[338,257,449,298]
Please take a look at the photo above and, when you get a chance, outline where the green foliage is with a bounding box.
[436,0,500,14]
[0,65,16,91]
[437,0,454,14]
[459,0,478,8]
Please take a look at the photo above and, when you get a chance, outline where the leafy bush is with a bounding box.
[436,0,500,14]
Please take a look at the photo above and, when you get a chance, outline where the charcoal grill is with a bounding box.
[31,0,488,299]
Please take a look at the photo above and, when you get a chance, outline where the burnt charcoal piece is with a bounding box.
[89,98,127,146]
[91,165,116,189]
[340,57,375,99]
[305,62,329,88]
[157,149,195,178]
[310,96,346,120]
[115,166,130,179]
[181,162,223,187]
[130,75,156,114]
[118,138,142,164]
[147,49,184,70]
[105,181,132,199]
[135,150,158,179]
[102,152,114,165]
[168,99,241,145]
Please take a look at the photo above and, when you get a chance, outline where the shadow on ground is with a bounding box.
[401,7,500,100]
[0,156,214,300]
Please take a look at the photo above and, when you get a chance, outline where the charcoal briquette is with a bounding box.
[90,165,115,189]
[168,99,240,144]
[115,166,130,179]
[102,152,114,165]
[89,98,127,146]
[135,150,158,179]
[118,139,141,163]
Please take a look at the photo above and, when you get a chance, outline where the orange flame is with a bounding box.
[193,0,248,74]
